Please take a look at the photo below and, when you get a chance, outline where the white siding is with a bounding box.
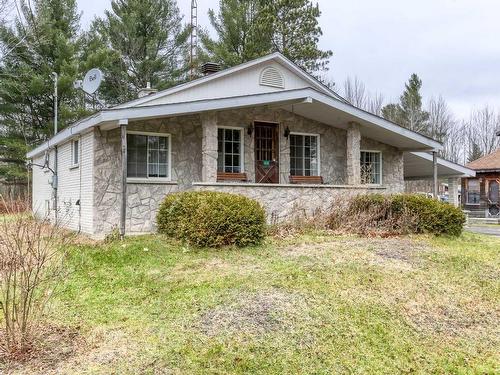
[32,150,55,220]
[139,62,313,107]
[31,130,94,234]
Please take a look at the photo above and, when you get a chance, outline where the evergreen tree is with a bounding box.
[0,0,84,184]
[201,0,271,68]
[468,141,483,162]
[382,73,430,135]
[260,0,332,73]
[93,0,189,105]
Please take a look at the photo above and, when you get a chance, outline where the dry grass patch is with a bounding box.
[0,324,84,373]
[280,237,432,271]
[199,289,308,337]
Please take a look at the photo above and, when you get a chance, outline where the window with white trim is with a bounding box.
[71,139,79,167]
[217,128,242,173]
[290,134,319,176]
[466,179,480,204]
[360,151,382,184]
[127,133,170,179]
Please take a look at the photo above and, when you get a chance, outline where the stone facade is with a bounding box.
[193,183,392,223]
[91,106,405,236]
[93,115,202,235]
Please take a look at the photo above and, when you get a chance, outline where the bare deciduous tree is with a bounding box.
[341,76,385,116]
[0,200,72,357]
[467,106,500,156]
[428,96,455,143]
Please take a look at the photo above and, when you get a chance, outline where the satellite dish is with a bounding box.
[82,68,103,94]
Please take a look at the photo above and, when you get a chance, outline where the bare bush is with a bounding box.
[0,199,72,359]
[0,197,28,215]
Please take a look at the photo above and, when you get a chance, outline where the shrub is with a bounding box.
[328,193,465,236]
[157,191,266,247]
[0,201,72,357]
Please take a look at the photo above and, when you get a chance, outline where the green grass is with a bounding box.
[5,232,500,374]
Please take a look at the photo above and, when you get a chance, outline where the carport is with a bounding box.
[404,152,476,206]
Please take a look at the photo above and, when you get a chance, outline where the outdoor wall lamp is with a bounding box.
[284,125,290,138]
[247,123,254,136]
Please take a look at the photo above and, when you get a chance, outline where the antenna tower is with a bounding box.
[190,0,198,79]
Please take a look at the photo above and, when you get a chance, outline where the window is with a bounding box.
[290,134,319,176]
[71,139,79,167]
[360,151,382,184]
[467,179,480,204]
[217,128,243,173]
[127,132,170,179]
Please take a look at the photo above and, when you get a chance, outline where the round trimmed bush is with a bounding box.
[157,191,266,247]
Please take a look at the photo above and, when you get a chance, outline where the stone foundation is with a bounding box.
[193,182,392,223]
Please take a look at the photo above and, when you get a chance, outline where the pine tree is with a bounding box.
[260,0,332,74]
[201,0,271,68]
[0,0,84,184]
[468,141,483,162]
[93,0,189,105]
[382,73,430,135]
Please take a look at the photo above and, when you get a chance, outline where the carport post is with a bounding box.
[119,119,128,239]
[433,151,438,199]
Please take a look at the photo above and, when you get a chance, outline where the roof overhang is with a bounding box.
[404,152,476,180]
[27,88,442,158]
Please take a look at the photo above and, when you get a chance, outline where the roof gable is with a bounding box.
[466,148,500,171]
[115,53,341,109]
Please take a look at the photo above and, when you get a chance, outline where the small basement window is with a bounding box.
[360,151,382,184]
[71,139,79,167]
[466,179,480,204]
[127,132,170,179]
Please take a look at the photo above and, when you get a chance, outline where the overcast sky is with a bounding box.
[77,0,500,118]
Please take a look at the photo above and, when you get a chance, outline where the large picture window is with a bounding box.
[127,132,170,179]
[360,151,382,184]
[217,127,243,173]
[466,179,480,204]
[290,133,319,176]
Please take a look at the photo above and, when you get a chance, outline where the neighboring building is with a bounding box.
[463,149,500,217]
[27,53,474,237]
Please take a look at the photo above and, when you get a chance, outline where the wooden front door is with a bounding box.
[488,180,499,203]
[254,122,279,183]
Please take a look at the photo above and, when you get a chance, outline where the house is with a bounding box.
[27,53,475,237]
[462,149,500,217]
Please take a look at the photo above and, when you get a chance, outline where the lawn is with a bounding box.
[3,232,499,374]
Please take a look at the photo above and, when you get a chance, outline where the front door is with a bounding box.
[254,122,279,183]
[489,180,499,203]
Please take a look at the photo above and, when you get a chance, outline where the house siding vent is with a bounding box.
[259,66,285,89]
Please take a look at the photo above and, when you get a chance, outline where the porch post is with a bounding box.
[347,122,361,185]
[433,151,438,199]
[448,177,460,207]
[119,119,128,238]
[201,112,218,182]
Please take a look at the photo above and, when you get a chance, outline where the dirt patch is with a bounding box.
[199,289,307,336]
[403,300,500,340]
[281,237,432,271]
[0,324,83,373]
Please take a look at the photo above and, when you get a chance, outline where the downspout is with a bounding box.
[52,72,58,221]
[433,151,438,199]
[119,119,128,238]
[54,146,58,221]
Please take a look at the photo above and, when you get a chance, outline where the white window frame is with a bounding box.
[466,178,481,205]
[289,132,321,176]
[126,131,172,182]
[71,138,80,168]
[360,150,383,185]
[217,126,245,173]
